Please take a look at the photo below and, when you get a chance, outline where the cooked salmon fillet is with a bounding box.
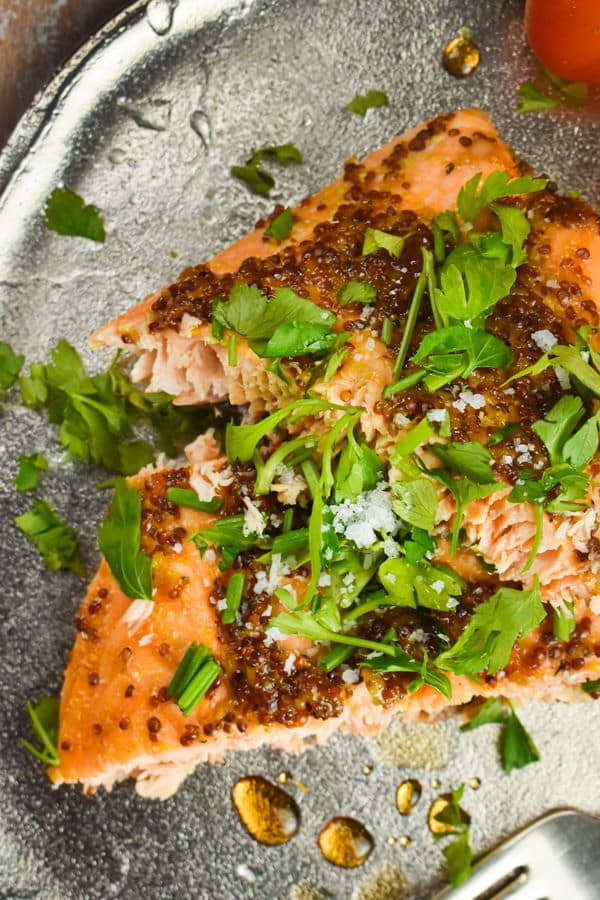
[40,109,600,798]
[50,450,600,799]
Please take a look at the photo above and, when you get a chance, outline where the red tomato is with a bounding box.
[525,0,600,83]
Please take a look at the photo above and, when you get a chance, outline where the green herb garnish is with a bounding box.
[456,171,547,223]
[461,697,540,772]
[15,498,86,576]
[0,341,24,394]
[97,478,153,600]
[345,89,389,116]
[231,144,302,197]
[222,571,246,624]
[517,67,588,114]
[45,187,106,242]
[15,453,48,492]
[337,280,377,306]
[21,696,60,767]
[166,488,222,513]
[168,643,221,716]
[265,207,293,240]
[362,227,404,258]
[437,580,545,677]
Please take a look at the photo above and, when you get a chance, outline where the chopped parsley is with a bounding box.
[22,696,60,767]
[345,89,389,116]
[168,643,221,716]
[265,207,293,241]
[517,67,588,114]
[431,784,473,888]
[191,515,270,570]
[45,187,106,242]
[437,580,545,677]
[97,479,153,600]
[362,227,404,258]
[456,171,547,223]
[213,285,341,359]
[337,280,377,306]
[166,488,222,513]
[231,144,302,197]
[461,697,540,773]
[19,340,211,474]
[15,498,86,576]
[15,453,48,492]
[0,341,24,394]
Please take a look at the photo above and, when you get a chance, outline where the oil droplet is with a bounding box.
[442,28,481,78]
[363,763,373,775]
[231,776,300,846]
[428,795,470,836]
[295,779,310,794]
[108,148,127,164]
[399,835,411,848]
[146,0,177,35]
[278,770,293,784]
[317,817,374,868]
[395,779,422,816]
[190,110,211,152]
[430,778,442,790]
[387,836,397,846]
[469,777,481,790]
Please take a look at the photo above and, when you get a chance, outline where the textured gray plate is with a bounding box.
[1,1,599,898]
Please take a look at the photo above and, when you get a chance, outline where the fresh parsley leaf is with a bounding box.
[563,415,600,469]
[582,678,600,695]
[213,285,337,358]
[460,696,506,731]
[362,228,404,258]
[433,252,516,325]
[392,477,439,531]
[345,89,388,116]
[0,341,24,393]
[457,171,547,224]
[403,527,436,564]
[491,203,530,266]
[337,280,377,305]
[516,81,561,112]
[21,696,60,767]
[517,68,588,113]
[248,144,303,166]
[532,395,585,465]
[379,558,464,611]
[429,441,497,484]
[501,702,540,772]
[45,187,105,242]
[415,326,512,385]
[166,488,222,513]
[19,341,212,473]
[259,322,342,358]
[231,144,302,197]
[97,479,153,600]
[553,600,576,641]
[443,829,473,889]
[265,207,293,240]
[488,422,518,446]
[334,430,384,503]
[15,498,86,576]
[230,164,275,197]
[167,642,220,716]
[15,453,48,492]
[437,580,545,677]
[365,648,452,698]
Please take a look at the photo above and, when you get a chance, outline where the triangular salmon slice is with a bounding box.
[51,447,600,800]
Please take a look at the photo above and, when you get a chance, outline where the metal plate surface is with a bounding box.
[1,1,600,898]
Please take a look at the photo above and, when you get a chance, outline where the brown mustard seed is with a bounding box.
[147,716,162,733]
[88,671,100,686]
[60,741,72,751]
[92,723,103,735]
[97,588,109,599]
[158,642,170,657]
[88,599,102,615]
[119,717,130,730]
[124,684,136,698]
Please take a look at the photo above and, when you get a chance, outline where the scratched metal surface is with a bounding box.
[1,1,600,898]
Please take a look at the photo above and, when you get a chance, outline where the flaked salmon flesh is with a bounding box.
[48,109,600,797]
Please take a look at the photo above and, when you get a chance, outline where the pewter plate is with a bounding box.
[1,1,599,898]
